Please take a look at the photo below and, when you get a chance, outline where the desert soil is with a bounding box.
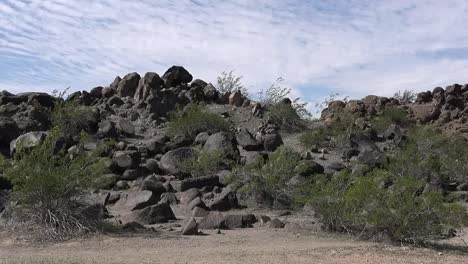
[1,228,467,264]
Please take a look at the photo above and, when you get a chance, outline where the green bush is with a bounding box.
[299,126,328,148]
[393,89,416,103]
[259,78,311,129]
[372,107,410,133]
[239,146,301,207]
[182,149,232,177]
[0,128,109,239]
[51,90,98,136]
[296,169,468,243]
[167,104,229,137]
[389,126,468,186]
[300,109,358,149]
[216,70,249,96]
[268,102,305,130]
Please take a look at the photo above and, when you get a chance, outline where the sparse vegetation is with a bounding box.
[235,146,301,208]
[372,107,410,133]
[259,78,311,129]
[216,70,249,96]
[299,126,328,148]
[296,127,468,244]
[51,89,98,136]
[182,149,232,177]
[393,89,416,103]
[296,169,468,243]
[389,126,468,186]
[0,91,111,240]
[0,128,109,240]
[167,104,229,137]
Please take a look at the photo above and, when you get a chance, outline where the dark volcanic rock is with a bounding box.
[236,128,262,151]
[159,147,196,177]
[209,188,239,211]
[117,72,141,98]
[181,217,198,235]
[203,132,239,160]
[134,72,164,101]
[198,212,226,229]
[224,214,257,229]
[162,66,193,88]
[178,175,221,192]
[122,202,176,225]
[262,133,283,151]
[113,190,159,212]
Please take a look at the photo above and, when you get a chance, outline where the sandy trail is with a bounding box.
[1,228,467,264]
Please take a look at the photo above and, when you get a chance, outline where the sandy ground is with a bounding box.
[1,228,467,264]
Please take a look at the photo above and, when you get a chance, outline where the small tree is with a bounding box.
[0,90,109,240]
[259,78,311,129]
[167,103,229,137]
[216,70,249,96]
[240,146,301,207]
[393,89,416,103]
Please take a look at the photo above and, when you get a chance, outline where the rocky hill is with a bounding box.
[1,65,468,239]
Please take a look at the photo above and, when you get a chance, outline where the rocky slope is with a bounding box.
[1,65,468,235]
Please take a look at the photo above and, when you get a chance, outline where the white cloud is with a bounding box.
[0,0,468,102]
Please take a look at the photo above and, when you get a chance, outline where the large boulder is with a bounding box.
[198,212,226,229]
[162,66,193,88]
[10,131,48,155]
[134,72,164,101]
[235,128,262,151]
[294,160,324,176]
[121,202,176,225]
[229,91,244,106]
[159,147,196,177]
[117,72,141,98]
[117,119,135,136]
[203,84,219,102]
[203,132,239,160]
[175,175,221,192]
[112,151,140,172]
[97,120,118,138]
[409,103,441,123]
[209,187,239,211]
[110,76,122,90]
[224,214,257,229]
[113,190,159,212]
[262,133,283,151]
[181,217,198,235]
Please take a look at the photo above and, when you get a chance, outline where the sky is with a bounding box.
[1,0,468,109]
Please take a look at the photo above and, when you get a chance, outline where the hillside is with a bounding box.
[0,66,468,263]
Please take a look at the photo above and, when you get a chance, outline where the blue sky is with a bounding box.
[1,0,468,109]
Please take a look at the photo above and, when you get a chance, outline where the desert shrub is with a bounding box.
[182,149,232,178]
[299,126,328,148]
[239,146,301,207]
[389,126,468,186]
[300,109,357,149]
[296,169,468,243]
[0,128,109,240]
[216,70,249,96]
[259,78,311,129]
[51,90,98,136]
[314,92,349,117]
[372,107,410,133]
[268,102,304,130]
[167,104,229,137]
[393,89,416,103]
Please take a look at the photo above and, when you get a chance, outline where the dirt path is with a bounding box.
[1,229,467,264]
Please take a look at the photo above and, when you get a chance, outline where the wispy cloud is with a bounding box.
[1,0,468,102]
